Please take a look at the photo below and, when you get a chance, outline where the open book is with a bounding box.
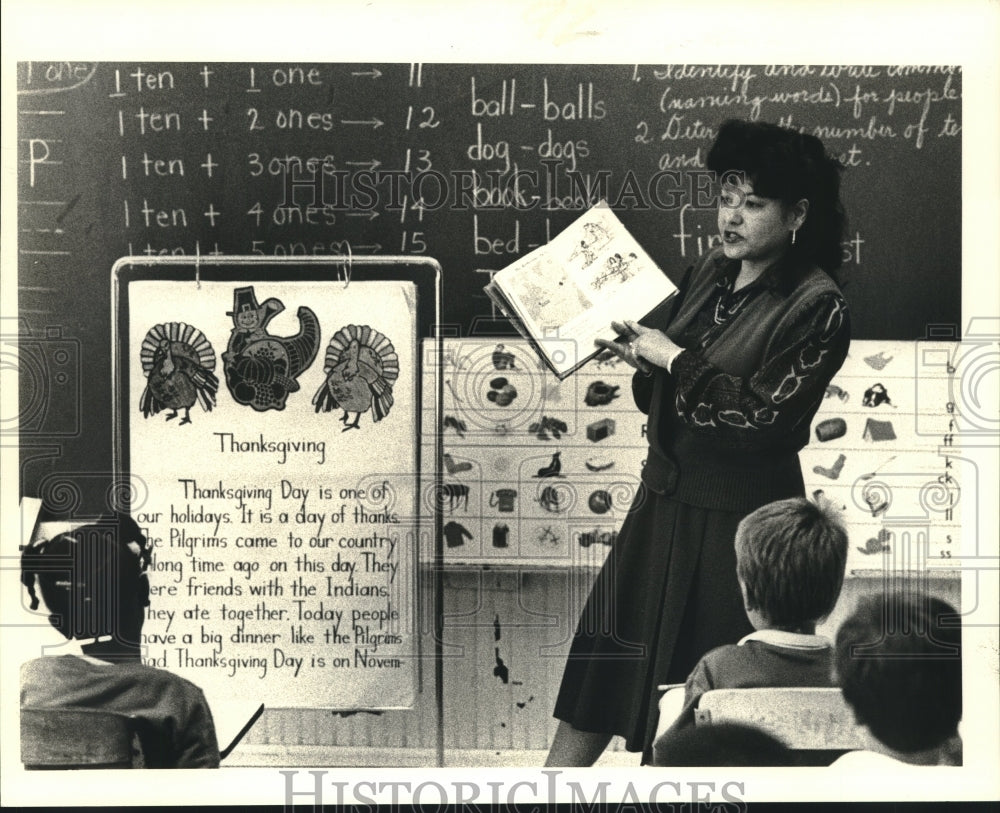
[484,201,678,379]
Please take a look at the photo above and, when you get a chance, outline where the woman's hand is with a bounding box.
[595,320,681,373]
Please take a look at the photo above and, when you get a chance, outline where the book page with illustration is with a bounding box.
[486,202,677,378]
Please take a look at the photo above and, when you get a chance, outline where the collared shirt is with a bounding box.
[652,627,836,764]
[737,628,832,650]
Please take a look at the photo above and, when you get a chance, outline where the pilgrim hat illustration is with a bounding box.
[222,286,320,412]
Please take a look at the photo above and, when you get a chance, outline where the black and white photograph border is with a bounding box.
[1,0,998,809]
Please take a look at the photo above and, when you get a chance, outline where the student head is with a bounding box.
[707,118,847,280]
[654,722,794,767]
[835,593,962,758]
[734,495,848,632]
[21,513,151,651]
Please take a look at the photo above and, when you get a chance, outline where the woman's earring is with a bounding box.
[791,229,797,246]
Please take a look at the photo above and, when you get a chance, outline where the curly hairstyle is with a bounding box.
[20,513,150,643]
[707,118,848,282]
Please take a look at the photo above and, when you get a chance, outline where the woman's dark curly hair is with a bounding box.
[707,119,847,282]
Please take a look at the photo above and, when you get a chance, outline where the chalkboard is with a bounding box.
[114,256,438,712]
[15,62,962,511]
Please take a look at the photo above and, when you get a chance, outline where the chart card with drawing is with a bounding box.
[114,258,438,713]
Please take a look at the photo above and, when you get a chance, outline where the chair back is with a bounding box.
[694,687,879,751]
[21,707,144,769]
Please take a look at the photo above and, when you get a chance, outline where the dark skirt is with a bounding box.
[552,487,756,756]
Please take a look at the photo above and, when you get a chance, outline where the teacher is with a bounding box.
[547,119,852,764]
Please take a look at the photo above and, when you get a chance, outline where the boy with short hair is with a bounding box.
[653,495,848,765]
[831,592,962,767]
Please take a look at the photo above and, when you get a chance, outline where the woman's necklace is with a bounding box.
[714,262,767,323]
[714,275,755,324]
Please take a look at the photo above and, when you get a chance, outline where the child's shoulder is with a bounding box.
[692,633,834,688]
[694,642,752,673]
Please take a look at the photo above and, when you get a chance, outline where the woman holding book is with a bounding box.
[547,119,852,765]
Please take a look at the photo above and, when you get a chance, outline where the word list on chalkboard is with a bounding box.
[18,63,961,340]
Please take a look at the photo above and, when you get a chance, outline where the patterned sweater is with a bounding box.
[635,247,851,511]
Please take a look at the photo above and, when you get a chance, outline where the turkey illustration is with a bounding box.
[139,322,218,425]
[222,286,321,412]
[313,324,399,430]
